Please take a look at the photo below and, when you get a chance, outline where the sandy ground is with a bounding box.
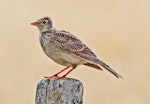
[0,0,150,104]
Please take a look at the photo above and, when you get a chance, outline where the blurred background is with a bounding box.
[0,0,150,104]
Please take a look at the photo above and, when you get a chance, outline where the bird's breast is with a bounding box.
[40,35,86,66]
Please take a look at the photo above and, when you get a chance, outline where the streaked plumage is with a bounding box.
[31,17,123,79]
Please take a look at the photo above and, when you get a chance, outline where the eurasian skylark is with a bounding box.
[31,17,123,79]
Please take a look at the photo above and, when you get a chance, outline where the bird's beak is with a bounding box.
[30,22,41,27]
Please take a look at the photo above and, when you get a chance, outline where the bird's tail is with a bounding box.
[96,59,123,79]
[73,52,123,79]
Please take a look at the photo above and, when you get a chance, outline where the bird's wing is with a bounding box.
[51,30,98,58]
[44,30,123,78]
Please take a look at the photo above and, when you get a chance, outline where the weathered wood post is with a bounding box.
[35,78,84,104]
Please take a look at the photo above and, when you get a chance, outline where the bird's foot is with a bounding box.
[44,74,63,80]
[44,74,70,80]
[44,74,58,78]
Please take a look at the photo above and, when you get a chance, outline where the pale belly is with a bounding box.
[41,44,86,67]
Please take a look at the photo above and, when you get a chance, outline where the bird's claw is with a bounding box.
[44,74,70,80]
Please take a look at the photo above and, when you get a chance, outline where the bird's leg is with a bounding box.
[62,66,77,78]
[45,66,70,78]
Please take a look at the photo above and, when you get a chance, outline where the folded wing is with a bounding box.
[44,30,123,78]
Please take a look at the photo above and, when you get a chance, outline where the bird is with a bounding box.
[31,17,123,79]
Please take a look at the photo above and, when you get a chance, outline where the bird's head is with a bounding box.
[31,17,53,32]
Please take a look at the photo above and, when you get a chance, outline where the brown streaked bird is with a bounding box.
[31,17,123,79]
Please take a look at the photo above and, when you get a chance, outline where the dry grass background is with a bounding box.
[0,0,150,104]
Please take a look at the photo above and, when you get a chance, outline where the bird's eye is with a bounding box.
[43,21,47,24]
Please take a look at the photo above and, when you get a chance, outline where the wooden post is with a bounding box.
[35,78,83,104]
